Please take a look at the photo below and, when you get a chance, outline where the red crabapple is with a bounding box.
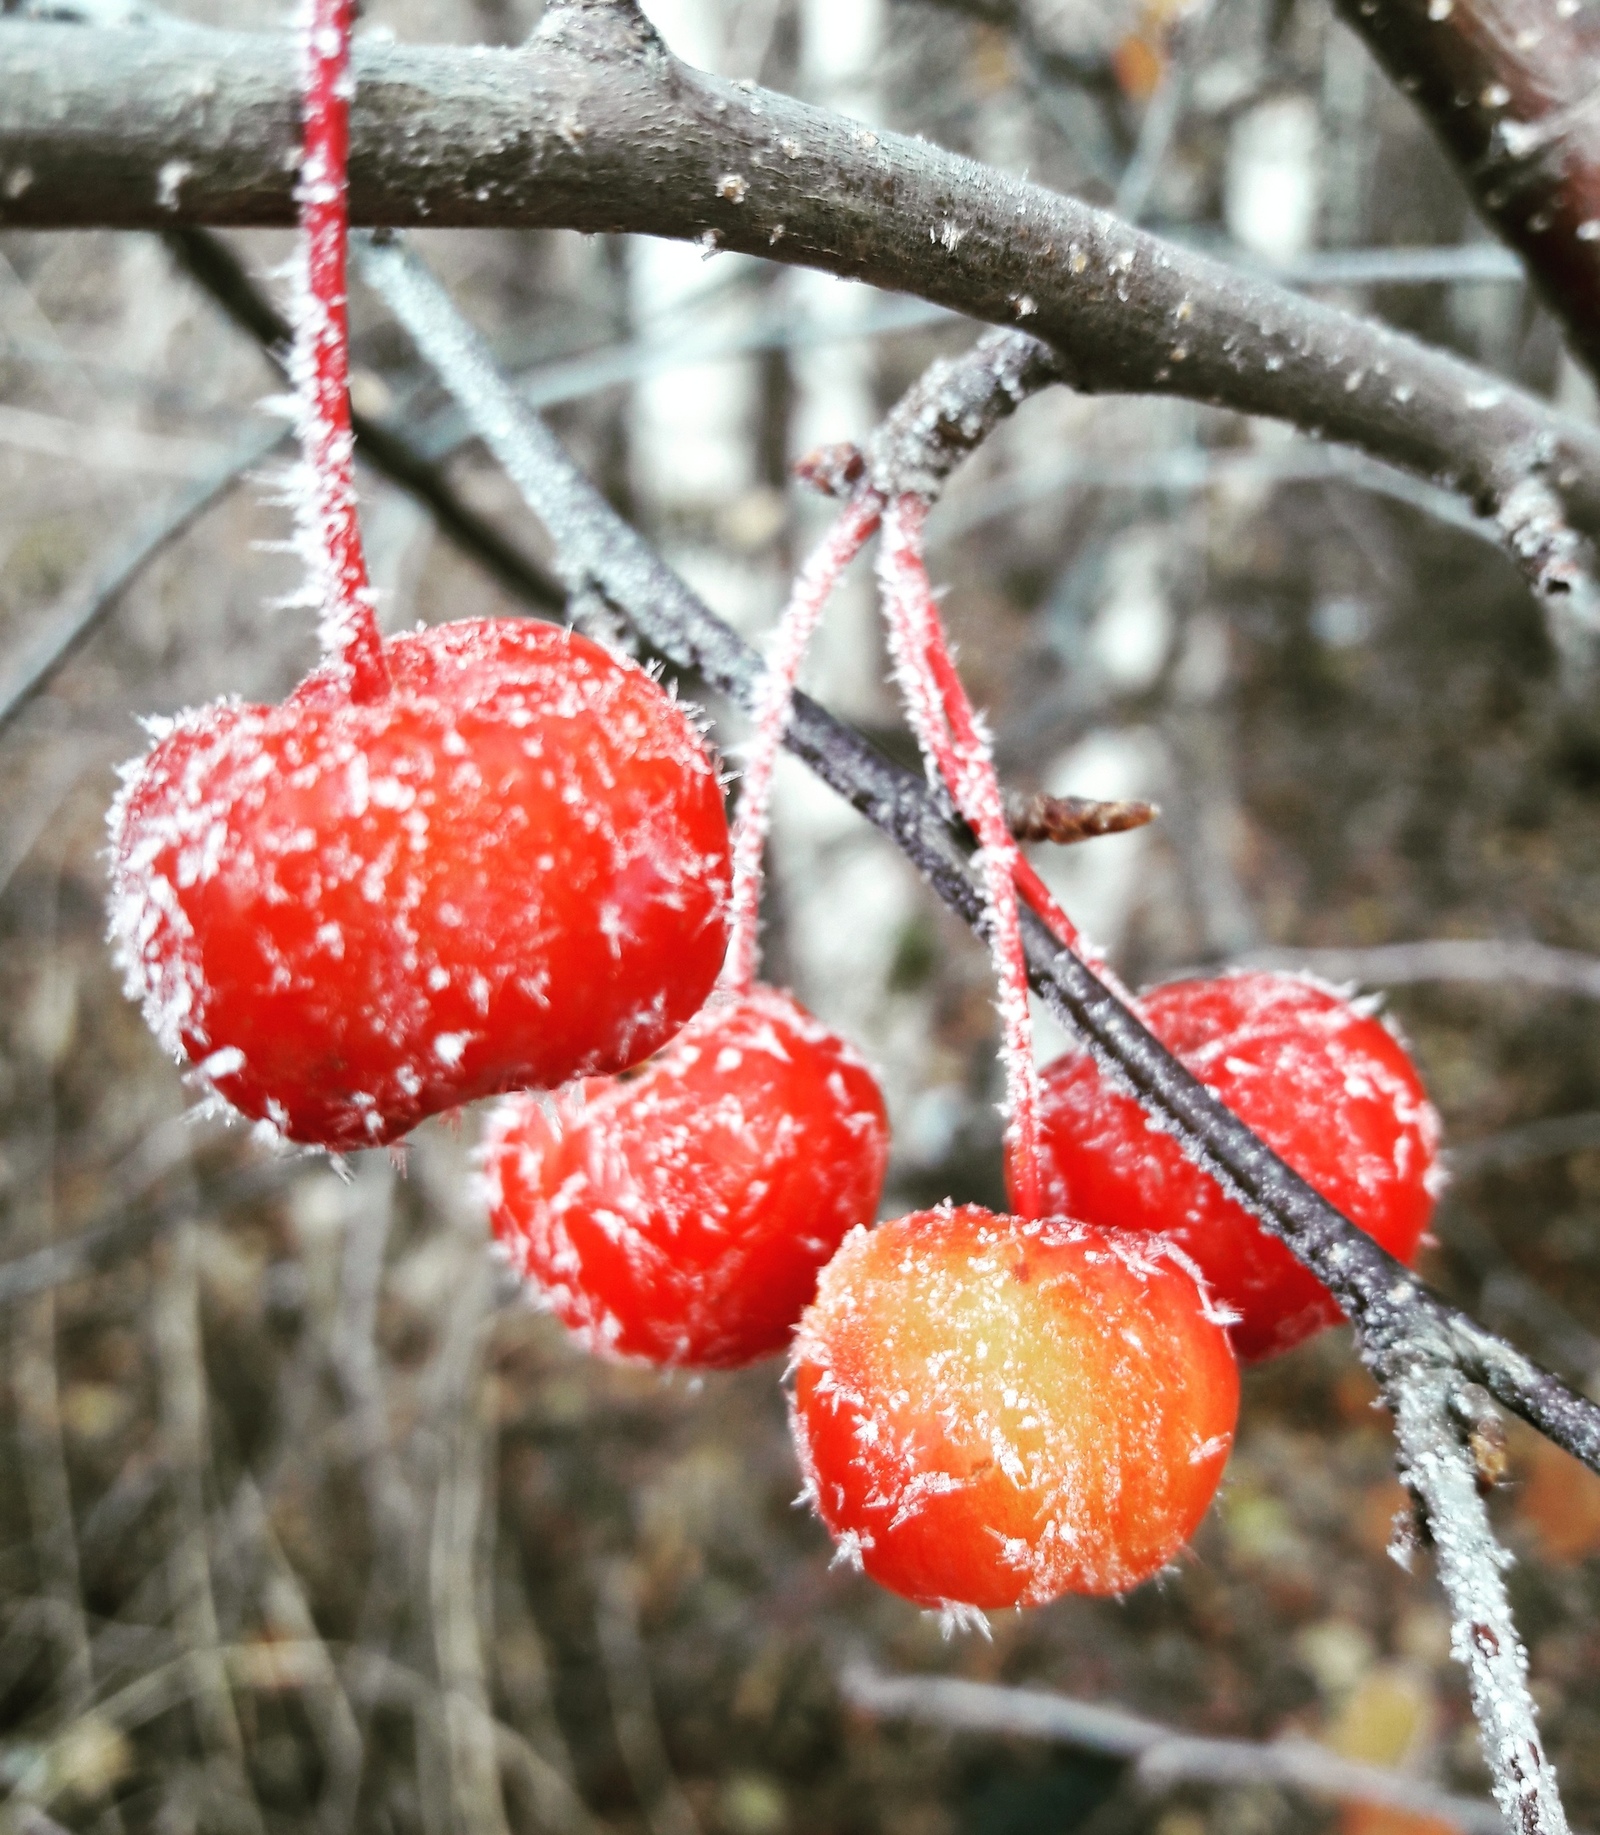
[1023,971,1441,1363]
[109,619,732,1151]
[790,1204,1239,1610]
[483,983,888,1368]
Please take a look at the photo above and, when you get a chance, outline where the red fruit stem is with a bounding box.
[294,0,388,702]
[877,492,1047,1218]
[917,634,1087,958]
[721,491,884,994]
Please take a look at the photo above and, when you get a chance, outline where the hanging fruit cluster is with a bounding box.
[105,0,1441,1625]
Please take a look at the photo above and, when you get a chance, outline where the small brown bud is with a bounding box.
[1450,1381,1510,1492]
[1005,791,1159,846]
[793,442,866,499]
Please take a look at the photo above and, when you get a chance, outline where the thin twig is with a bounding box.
[594,1563,700,1835]
[1240,940,1600,1003]
[1438,1206,1600,1397]
[320,1161,414,1834]
[227,1476,365,1835]
[7,861,93,1721]
[402,1138,511,1835]
[0,1149,297,1310]
[491,1540,584,1797]
[840,1661,1508,1835]
[150,1212,267,1835]
[0,427,285,738]
[1391,1368,1567,1835]
[427,1286,511,1835]
[8,1641,600,1835]
[165,229,564,612]
[0,234,566,748]
[1451,1112,1600,1178]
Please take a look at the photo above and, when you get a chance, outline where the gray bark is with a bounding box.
[6,0,1600,594]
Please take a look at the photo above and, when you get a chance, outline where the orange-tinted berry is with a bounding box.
[1025,972,1441,1362]
[484,984,888,1368]
[790,1205,1239,1610]
[109,620,731,1150]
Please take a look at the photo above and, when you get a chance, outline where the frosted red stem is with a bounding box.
[294,0,388,702]
[721,492,884,995]
[877,493,1048,1217]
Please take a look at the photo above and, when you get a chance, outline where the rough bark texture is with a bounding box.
[7,3,1600,593]
[1333,0,1600,383]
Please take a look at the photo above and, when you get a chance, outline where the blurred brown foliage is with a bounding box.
[5,0,1600,1830]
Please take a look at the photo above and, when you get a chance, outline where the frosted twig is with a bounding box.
[358,236,1600,1482]
[166,227,564,607]
[360,250,1599,1827]
[288,0,387,699]
[721,491,883,995]
[1391,1365,1568,1835]
[840,1660,1508,1834]
[863,329,1064,504]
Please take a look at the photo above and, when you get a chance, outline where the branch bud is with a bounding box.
[1005,791,1158,845]
[794,443,866,499]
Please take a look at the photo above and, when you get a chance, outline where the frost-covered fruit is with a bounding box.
[790,1205,1238,1610]
[483,984,889,1368]
[108,619,732,1150]
[1022,972,1441,1364]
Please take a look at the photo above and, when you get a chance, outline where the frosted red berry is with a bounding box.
[1024,971,1441,1363]
[483,983,888,1368]
[109,619,732,1150]
[790,1205,1239,1609]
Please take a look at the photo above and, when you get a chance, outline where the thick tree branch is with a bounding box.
[1333,0,1600,385]
[5,5,1600,606]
